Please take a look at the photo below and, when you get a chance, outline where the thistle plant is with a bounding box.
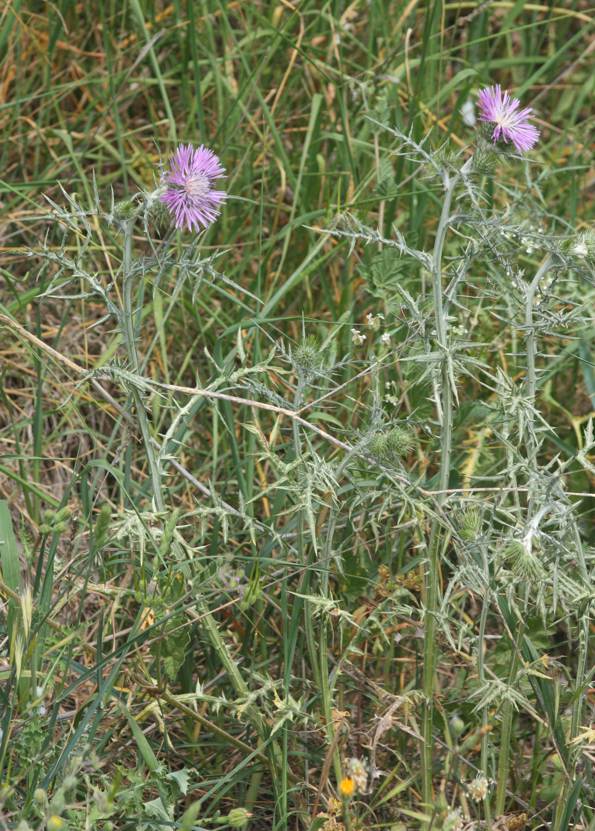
[323,84,593,828]
[2,67,593,831]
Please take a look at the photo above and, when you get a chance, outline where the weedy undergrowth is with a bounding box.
[1,86,593,831]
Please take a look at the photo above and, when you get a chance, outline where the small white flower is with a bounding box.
[380,332,391,346]
[351,328,366,345]
[461,99,476,127]
[444,809,464,831]
[468,774,489,801]
[345,757,368,793]
[366,312,384,329]
[572,240,588,258]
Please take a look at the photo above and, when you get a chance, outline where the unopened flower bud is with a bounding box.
[369,426,414,465]
[112,198,139,221]
[458,507,482,541]
[227,807,252,828]
[449,714,465,738]
[293,337,323,377]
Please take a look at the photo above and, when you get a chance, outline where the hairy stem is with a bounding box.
[421,167,458,809]
[121,220,165,513]
[477,545,492,829]
[495,625,523,815]
[524,255,553,473]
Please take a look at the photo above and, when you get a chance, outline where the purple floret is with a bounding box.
[160,144,227,232]
[477,85,540,153]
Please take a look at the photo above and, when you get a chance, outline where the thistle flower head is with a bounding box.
[478,85,539,153]
[160,143,227,232]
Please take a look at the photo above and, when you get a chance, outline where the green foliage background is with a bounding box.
[0,2,593,830]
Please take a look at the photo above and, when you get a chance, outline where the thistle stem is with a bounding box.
[319,463,351,830]
[421,155,476,810]
[495,625,523,815]
[421,167,458,809]
[121,219,165,513]
[477,550,492,829]
[524,255,552,478]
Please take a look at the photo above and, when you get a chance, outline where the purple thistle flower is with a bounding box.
[477,85,540,153]
[160,144,227,232]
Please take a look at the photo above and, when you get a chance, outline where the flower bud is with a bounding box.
[112,198,139,221]
[449,714,465,738]
[503,540,541,581]
[292,337,323,379]
[369,426,414,465]
[457,507,482,541]
[226,807,252,828]
[147,198,173,235]
[55,506,72,522]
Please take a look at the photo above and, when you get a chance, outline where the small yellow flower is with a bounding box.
[140,607,156,630]
[338,777,355,798]
[47,817,66,831]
